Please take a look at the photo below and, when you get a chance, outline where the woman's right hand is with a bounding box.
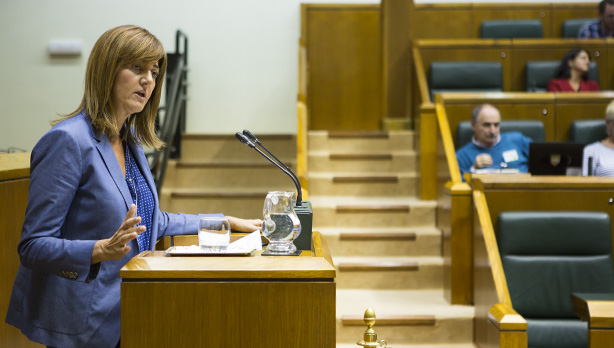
[91,204,145,264]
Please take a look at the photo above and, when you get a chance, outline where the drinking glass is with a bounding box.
[198,217,231,249]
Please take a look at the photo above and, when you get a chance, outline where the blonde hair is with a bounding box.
[55,25,167,150]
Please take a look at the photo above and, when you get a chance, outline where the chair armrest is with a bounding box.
[572,293,614,329]
[489,303,527,331]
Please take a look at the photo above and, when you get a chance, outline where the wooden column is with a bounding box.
[381,0,412,130]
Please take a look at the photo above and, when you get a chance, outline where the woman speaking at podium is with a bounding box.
[5,25,262,348]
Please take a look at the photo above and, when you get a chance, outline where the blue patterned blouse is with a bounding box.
[124,145,155,252]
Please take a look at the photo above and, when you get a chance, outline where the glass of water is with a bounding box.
[198,217,231,249]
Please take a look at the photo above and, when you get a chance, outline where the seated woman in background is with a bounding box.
[583,100,614,176]
[547,49,600,92]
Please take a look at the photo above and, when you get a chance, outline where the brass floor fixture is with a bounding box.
[356,308,388,347]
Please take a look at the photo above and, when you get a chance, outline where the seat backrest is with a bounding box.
[429,62,503,101]
[455,120,545,149]
[525,61,599,92]
[481,19,543,39]
[498,211,614,348]
[561,18,596,38]
[569,119,606,144]
[498,211,614,319]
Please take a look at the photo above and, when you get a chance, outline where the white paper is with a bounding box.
[228,230,262,251]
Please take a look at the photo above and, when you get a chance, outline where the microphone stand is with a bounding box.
[235,131,313,250]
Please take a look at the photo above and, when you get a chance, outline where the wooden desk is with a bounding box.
[0,153,40,347]
[120,232,336,347]
[572,293,614,348]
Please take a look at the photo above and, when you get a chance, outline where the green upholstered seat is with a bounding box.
[429,62,502,101]
[525,61,599,92]
[455,120,545,149]
[569,119,606,144]
[481,19,543,39]
[497,211,614,348]
[561,18,596,38]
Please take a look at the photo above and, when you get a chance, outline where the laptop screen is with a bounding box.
[528,142,585,176]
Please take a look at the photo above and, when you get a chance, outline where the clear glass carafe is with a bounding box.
[262,191,301,255]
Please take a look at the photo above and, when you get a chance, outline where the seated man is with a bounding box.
[578,0,614,38]
[456,104,532,177]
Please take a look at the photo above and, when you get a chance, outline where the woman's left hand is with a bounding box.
[226,216,263,232]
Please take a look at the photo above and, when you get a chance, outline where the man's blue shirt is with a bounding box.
[456,132,532,177]
[578,20,612,38]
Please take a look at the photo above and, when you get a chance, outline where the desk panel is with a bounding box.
[122,281,335,347]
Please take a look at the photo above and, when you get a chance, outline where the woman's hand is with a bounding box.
[91,204,145,264]
[226,216,263,232]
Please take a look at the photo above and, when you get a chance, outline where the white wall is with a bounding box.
[0,0,377,151]
[0,0,598,150]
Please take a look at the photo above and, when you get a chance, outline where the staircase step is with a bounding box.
[336,289,474,345]
[308,173,418,196]
[159,188,292,219]
[333,256,443,290]
[163,160,297,189]
[309,150,417,173]
[309,131,415,152]
[318,227,441,257]
[310,196,436,228]
[180,134,296,162]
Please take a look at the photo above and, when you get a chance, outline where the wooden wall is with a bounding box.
[410,3,596,39]
[301,1,600,131]
[301,4,382,131]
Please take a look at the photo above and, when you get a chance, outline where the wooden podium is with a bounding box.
[120,232,336,347]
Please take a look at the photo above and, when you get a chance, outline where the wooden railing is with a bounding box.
[472,181,527,348]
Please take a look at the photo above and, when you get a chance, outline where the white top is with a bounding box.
[582,141,614,177]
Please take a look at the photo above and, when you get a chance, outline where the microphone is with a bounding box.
[234,132,303,206]
[235,130,313,251]
[242,130,300,193]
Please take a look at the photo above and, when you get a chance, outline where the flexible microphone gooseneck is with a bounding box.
[242,130,295,176]
[234,132,303,206]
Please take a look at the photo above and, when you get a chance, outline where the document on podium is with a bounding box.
[166,231,262,256]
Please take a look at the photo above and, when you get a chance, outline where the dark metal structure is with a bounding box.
[149,30,188,193]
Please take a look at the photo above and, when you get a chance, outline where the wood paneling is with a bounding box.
[122,237,336,348]
[0,154,40,347]
[381,0,411,121]
[475,174,614,268]
[472,5,552,37]
[303,4,382,131]
[410,5,473,39]
[416,39,614,96]
[122,281,335,348]
[410,2,595,39]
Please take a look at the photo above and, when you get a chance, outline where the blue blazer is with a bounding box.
[6,112,220,348]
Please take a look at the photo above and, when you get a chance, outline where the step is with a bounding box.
[163,160,297,189]
[309,150,417,173]
[308,173,418,197]
[333,256,443,290]
[159,189,291,219]
[309,131,415,152]
[310,196,436,228]
[336,289,474,345]
[318,227,441,257]
[181,134,296,162]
